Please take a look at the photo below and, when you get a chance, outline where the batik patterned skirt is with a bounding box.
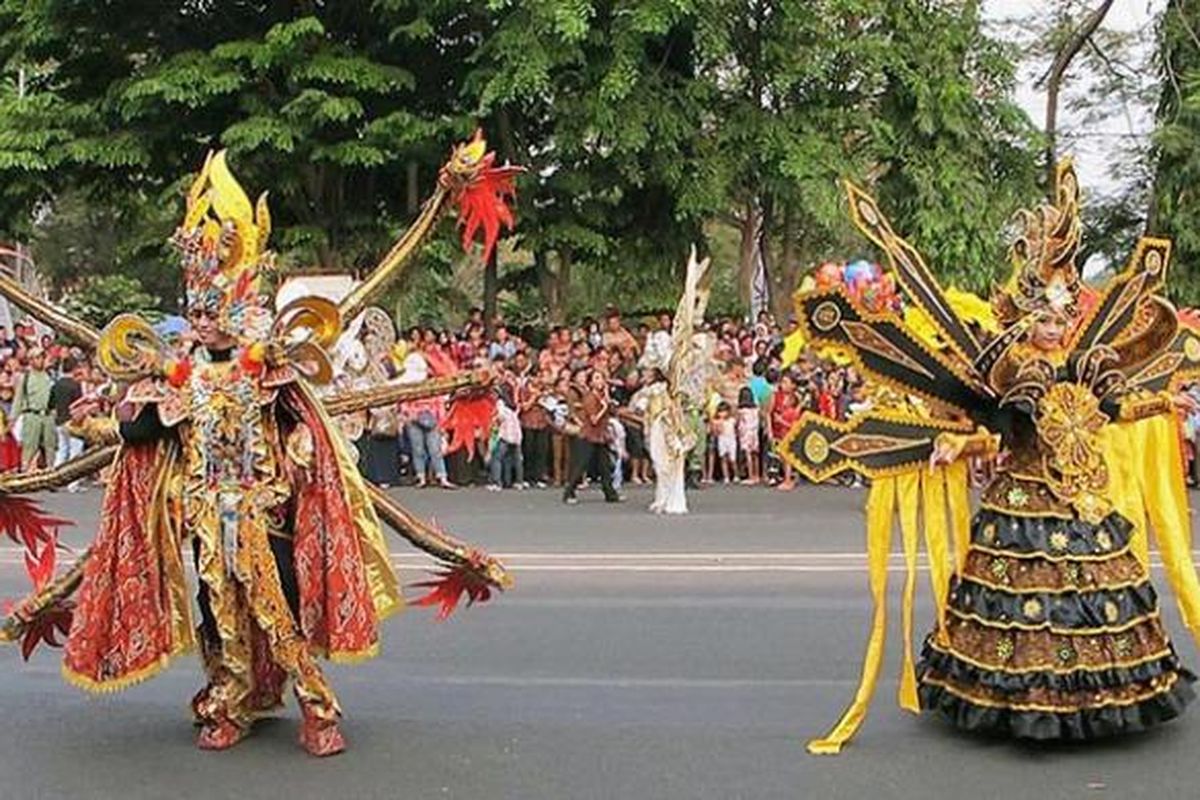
[918,507,1196,739]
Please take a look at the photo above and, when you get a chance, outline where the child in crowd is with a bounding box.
[547,375,572,485]
[736,387,761,485]
[607,416,627,491]
[488,386,525,490]
[713,401,737,484]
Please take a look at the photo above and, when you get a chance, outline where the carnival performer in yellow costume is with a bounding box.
[0,135,518,756]
[782,159,1200,752]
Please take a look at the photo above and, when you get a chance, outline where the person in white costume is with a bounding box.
[638,247,713,515]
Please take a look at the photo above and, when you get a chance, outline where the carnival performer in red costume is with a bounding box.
[0,134,519,756]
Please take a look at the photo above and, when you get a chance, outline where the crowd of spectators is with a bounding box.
[0,321,103,487]
[9,306,1200,500]
[353,306,868,499]
[0,308,868,501]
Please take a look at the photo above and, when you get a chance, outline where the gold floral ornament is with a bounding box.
[1022,598,1044,620]
[996,636,1015,661]
[1049,530,1070,553]
[1036,382,1112,524]
[1113,635,1133,658]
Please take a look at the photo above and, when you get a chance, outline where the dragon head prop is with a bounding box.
[438,130,525,263]
[411,549,514,621]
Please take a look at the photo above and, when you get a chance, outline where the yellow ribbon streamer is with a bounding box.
[1102,414,1200,646]
[921,466,951,643]
[1101,424,1150,567]
[807,464,970,754]
[1138,416,1200,642]
[806,477,896,755]
[896,471,921,713]
[945,460,971,574]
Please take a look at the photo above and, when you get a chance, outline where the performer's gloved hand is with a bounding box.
[285,423,315,477]
[930,427,999,470]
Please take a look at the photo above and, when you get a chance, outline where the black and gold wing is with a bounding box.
[1123,316,1200,394]
[1064,237,1193,391]
[1071,237,1172,353]
[845,181,986,370]
[778,409,974,483]
[795,289,993,422]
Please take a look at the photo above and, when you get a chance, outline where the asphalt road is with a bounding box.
[1,483,1199,800]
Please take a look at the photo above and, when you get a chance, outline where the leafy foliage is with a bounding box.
[1148,1,1200,306]
[63,274,162,328]
[0,0,1050,324]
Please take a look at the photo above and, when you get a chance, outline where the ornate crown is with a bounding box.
[173,150,274,340]
[993,158,1082,327]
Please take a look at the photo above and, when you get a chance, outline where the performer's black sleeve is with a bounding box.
[118,405,168,444]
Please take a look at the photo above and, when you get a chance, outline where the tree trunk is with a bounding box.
[537,250,571,325]
[1041,0,1115,190]
[483,247,499,337]
[406,161,419,215]
[554,251,573,323]
[736,197,761,310]
[770,203,798,323]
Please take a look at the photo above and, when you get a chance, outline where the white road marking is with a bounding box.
[0,548,1193,573]
[373,675,862,689]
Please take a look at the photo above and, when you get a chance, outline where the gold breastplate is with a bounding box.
[1031,382,1111,523]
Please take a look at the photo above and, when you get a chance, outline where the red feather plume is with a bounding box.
[442,393,496,460]
[455,153,524,263]
[3,597,75,661]
[0,496,69,590]
[410,564,495,621]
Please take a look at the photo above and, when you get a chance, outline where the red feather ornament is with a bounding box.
[454,152,524,263]
[3,597,76,661]
[442,393,496,460]
[410,564,496,621]
[0,496,68,590]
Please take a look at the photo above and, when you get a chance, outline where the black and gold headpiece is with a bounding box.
[994,159,1081,326]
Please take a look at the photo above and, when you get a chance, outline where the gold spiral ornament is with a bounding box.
[285,340,334,386]
[97,314,167,380]
[273,296,342,350]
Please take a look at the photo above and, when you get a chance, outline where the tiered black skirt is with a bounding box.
[917,508,1195,740]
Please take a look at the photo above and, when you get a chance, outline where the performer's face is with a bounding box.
[1030,314,1067,352]
[188,307,237,351]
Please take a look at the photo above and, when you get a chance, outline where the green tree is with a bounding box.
[681,0,1038,319]
[425,0,707,322]
[869,0,1040,295]
[1148,0,1200,306]
[0,2,466,290]
[0,0,1043,325]
[63,274,162,328]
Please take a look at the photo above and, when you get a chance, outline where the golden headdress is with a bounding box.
[993,158,1082,327]
[173,150,274,340]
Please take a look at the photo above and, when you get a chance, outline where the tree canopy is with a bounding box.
[4,0,1180,324]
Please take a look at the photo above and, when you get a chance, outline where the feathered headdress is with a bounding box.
[993,158,1082,326]
[173,150,274,340]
